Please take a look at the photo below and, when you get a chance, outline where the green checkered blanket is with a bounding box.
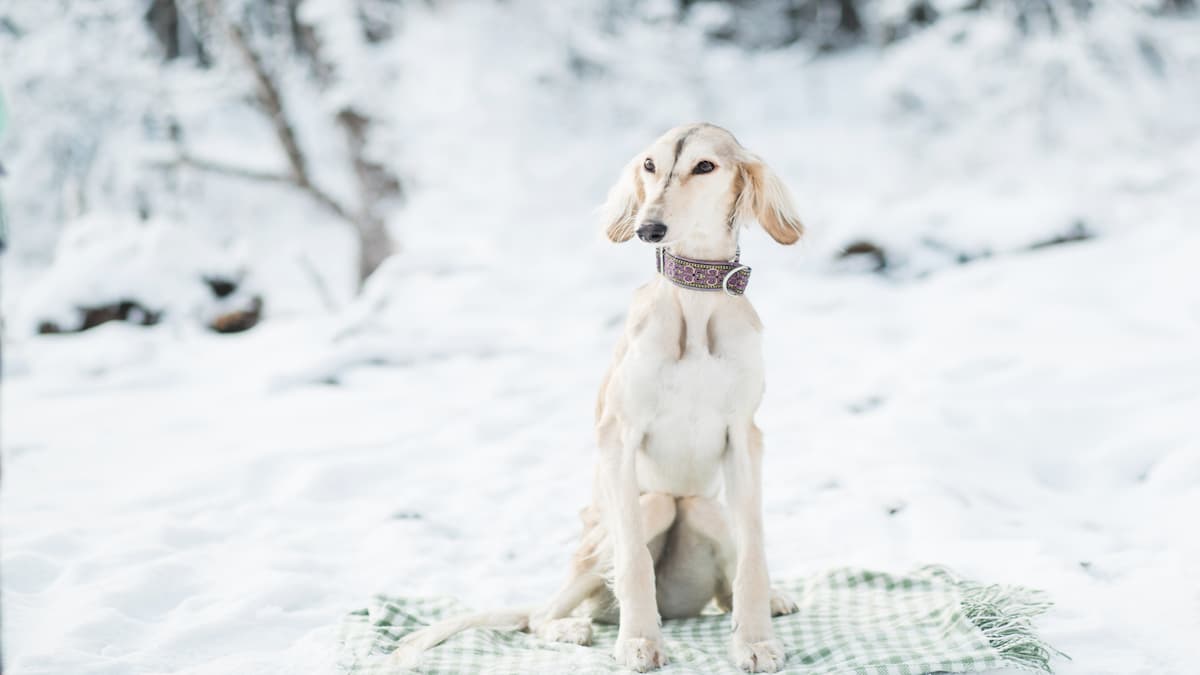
[338,566,1063,675]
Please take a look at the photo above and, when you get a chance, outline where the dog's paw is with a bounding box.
[613,635,668,672]
[536,617,593,645]
[769,588,799,617]
[730,634,786,673]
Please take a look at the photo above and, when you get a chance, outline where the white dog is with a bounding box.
[394,123,804,673]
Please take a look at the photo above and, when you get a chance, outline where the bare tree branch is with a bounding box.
[189,0,400,284]
[198,0,309,187]
[296,252,341,312]
[154,153,292,184]
[292,5,403,281]
[155,151,353,222]
[193,0,356,227]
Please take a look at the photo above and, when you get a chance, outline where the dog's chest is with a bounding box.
[619,295,764,495]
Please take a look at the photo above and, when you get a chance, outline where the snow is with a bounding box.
[4,2,1200,674]
[10,214,256,334]
[9,219,1199,674]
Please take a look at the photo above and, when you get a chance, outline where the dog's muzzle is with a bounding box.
[636,222,668,243]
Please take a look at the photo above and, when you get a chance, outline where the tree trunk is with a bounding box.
[356,214,393,282]
[338,108,401,281]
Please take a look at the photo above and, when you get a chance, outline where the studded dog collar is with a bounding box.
[656,247,751,296]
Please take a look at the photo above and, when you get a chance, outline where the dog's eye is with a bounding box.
[643,158,655,173]
[692,160,716,175]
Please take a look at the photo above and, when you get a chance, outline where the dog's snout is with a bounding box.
[637,222,668,243]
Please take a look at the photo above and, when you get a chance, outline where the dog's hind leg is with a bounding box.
[530,506,607,645]
[654,496,730,620]
[532,571,603,645]
[681,499,794,619]
[534,493,677,646]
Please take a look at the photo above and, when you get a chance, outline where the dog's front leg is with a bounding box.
[596,418,667,672]
[723,423,785,673]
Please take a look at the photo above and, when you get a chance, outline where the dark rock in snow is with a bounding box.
[40,300,164,333]
[80,300,162,330]
[204,276,239,298]
[1029,221,1095,250]
[210,296,263,334]
[838,240,889,272]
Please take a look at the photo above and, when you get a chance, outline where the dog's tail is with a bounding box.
[389,608,532,666]
[390,564,604,665]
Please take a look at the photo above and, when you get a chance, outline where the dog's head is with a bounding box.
[599,123,803,251]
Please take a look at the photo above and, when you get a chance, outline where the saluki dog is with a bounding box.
[393,123,804,672]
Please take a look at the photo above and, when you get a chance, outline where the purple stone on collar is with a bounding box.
[656,247,751,296]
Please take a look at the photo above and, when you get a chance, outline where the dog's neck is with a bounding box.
[665,233,739,262]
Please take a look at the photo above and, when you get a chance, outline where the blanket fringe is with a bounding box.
[925,566,1069,673]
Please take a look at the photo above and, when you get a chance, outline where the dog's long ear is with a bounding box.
[599,157,645,243]
[734,156,804,245]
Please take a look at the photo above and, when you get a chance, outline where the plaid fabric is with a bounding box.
[338,566,1063,675]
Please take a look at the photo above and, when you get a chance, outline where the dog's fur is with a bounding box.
[393,123,803,673]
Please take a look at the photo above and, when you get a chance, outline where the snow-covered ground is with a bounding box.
[8,210,1200,674]
[4,3,1200,674]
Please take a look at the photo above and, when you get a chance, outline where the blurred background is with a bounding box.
[3,1,1199,673]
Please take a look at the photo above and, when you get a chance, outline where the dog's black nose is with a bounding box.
[637,222,668,243]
